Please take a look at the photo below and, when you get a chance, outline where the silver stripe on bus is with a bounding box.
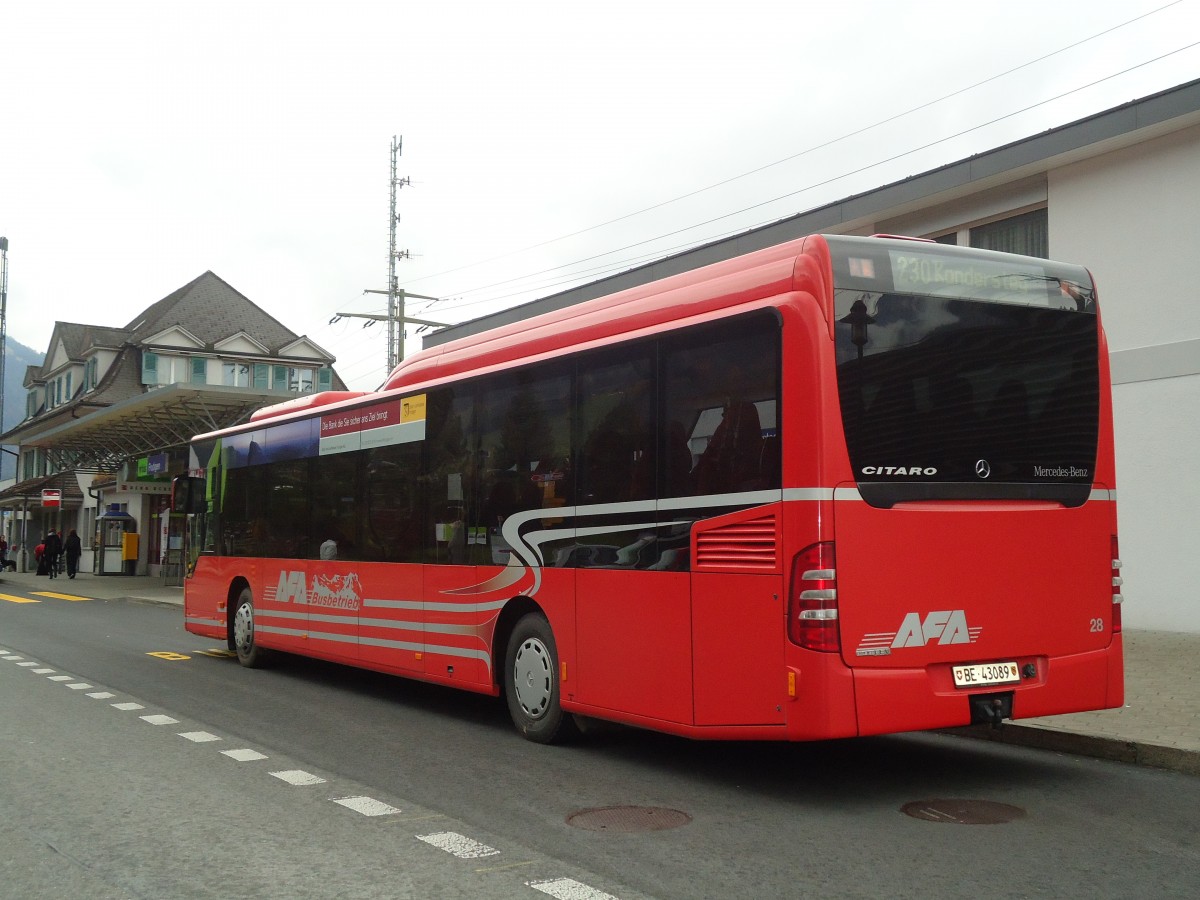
[259,610,479,637]
[258,624,491,665]
[360,618,479,637]
[185,616,223,627]
[363,597,511,613]
[781,488,837,501]
[831,486,1116,503]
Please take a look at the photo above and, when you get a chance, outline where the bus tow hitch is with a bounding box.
[969,692,1013,728]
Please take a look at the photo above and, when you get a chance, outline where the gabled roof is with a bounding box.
[28,322,132,383]
[5,271,349,476]
[125,271,323,358]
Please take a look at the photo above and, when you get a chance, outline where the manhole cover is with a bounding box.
[566,806,691,833]
[901,799,1025,825]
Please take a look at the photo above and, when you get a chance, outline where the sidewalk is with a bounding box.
[3,570,1197,774]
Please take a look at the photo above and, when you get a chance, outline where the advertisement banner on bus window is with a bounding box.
[319,394,427,456]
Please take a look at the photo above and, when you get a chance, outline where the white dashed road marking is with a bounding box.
[417,831,501,859]
[178,731,222,743]
[4,647,628,899]
[271,770,327,785]
[332,796,401,817]
[140,714,180,725]
[221,748,269,762]
[528,878,621,900]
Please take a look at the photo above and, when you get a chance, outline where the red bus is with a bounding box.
[181,233,1123,743]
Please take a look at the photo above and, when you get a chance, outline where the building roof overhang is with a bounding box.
[17,384,286,472]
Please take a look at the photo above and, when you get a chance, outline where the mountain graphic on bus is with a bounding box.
[309,572,362,610]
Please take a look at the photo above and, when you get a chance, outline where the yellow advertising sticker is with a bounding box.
[401,393,427,424]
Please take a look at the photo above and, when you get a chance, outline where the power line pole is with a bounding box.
[386,135,408,371]
[336,136,447,379]
[0,236,9,459]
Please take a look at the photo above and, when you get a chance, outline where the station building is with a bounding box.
[0,271,346,576]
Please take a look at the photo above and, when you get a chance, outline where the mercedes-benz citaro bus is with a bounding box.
[180,233,1123,743]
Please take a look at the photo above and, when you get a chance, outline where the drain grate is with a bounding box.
[566,806,692,833]
[902,799,1026,825]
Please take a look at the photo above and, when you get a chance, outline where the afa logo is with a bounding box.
[855,609,982,656]
[273,570,363,611]
[892,610,979,648]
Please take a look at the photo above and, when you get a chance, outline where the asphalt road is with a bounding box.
[3,590,1199,899]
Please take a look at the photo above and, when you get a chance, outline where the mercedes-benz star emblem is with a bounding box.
[975,459,992,479]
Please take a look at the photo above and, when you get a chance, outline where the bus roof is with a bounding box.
[381,234,826,392]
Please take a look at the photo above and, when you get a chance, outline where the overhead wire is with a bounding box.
[324,2,1193,382]
[396,1,1186,314]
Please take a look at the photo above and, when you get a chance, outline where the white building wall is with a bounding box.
[1049,123,1200,633]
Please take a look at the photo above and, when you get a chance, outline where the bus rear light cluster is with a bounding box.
[789,542,840,652]
[1111,534,1123,634]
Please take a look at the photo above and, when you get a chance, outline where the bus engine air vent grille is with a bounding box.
[694,514,779,572]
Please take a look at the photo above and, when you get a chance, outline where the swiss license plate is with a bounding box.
[952,661,1020,688]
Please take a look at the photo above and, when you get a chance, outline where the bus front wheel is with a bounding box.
[232,587,268,668]
[504,613,576,744]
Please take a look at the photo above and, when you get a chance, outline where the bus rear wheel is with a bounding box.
[504,613,576,744]
[232,587,268,668]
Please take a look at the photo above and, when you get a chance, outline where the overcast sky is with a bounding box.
[2,0,1197,390]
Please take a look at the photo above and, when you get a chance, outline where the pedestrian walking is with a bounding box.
[43,529,63,580]
[64,528,83,579]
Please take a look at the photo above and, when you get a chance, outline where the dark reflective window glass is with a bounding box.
[424,387,475,565]
[476,363,572,566]
[577,348,655,505]
[835,290,1098,507]
[363,442,424,562]
[311,453,358,560]
[219,464,261,557]
[662,313,781,498]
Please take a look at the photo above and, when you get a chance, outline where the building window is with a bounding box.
[969,208,1048,258]
[142,351,159,385]
[85,357,98,390]
[288,367,314,393]
[223,362,251,387]
[191,357,207,385]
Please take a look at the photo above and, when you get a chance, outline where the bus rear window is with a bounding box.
[834,289,1099,507]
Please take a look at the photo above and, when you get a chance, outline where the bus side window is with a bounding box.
[577,350,654,505]
[661,313,781,498]
[692,400,764,494]
[423,387,476,566]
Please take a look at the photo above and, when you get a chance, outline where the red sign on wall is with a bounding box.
[41,489,62,508]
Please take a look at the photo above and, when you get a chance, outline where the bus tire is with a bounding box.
[504,613,576,744]
[232,586,268,668]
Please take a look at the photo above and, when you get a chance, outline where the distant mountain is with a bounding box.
[2,335,44,481]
